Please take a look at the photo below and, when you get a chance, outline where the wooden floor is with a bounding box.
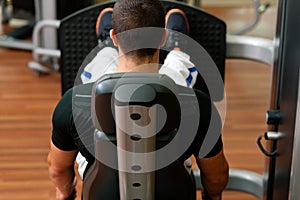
[0,4,276,200]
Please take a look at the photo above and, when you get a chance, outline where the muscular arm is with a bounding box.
[47,141,78,200]
[196,149,229,200]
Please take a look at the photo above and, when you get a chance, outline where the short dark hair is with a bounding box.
[112,0,165,58]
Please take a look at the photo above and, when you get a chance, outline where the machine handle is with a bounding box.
[257,131,283,157]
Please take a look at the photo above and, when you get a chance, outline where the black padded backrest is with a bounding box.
[83,73,196,199]
[92,73,180,138]
[59,2,115,95]
[59,0,226,95]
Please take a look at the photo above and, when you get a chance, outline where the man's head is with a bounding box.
[111,0,166,59]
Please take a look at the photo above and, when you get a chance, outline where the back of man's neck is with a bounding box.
[116,53,159,73]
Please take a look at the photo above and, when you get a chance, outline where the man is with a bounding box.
[48,0,229,199]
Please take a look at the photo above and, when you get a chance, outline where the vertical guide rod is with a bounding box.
[264,0,286,199]
[289,71,300,200]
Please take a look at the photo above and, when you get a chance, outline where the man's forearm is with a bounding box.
[47,143,78,199]
[201,169,228,200]
[196,149,229,199]
[48,164,76,197]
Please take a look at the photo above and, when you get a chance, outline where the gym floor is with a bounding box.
[0,3,276,200]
